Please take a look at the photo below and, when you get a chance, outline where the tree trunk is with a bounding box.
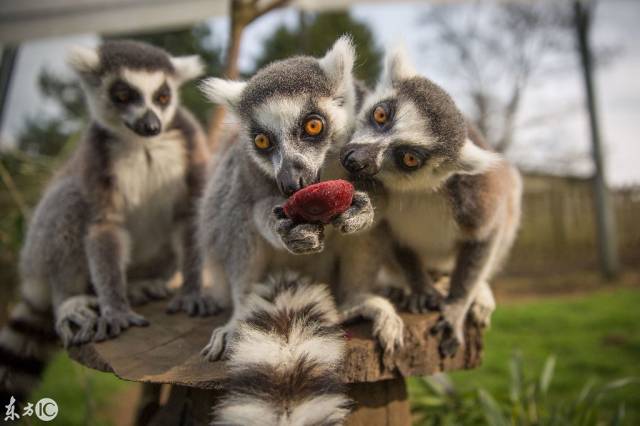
[206,1,250,151]
[206,0,289,151]
[574,0,619,279]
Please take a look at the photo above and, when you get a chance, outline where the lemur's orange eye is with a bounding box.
[157,94,170,105]
[254,133,271,150]
[373,105,387,124]
[403,153,420,168]
[304,118,323,136]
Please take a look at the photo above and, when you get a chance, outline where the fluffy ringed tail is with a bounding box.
[0,299,58,405]
[213,272,351,426]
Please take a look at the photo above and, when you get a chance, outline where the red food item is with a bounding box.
[283,180,354,224]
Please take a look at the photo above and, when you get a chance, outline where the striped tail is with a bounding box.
[0,300,58,405]
[213,272,351,426]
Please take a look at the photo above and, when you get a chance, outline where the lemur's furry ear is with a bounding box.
[319,35,355,94]
[457,139,502,175]
[380,44,417,87]
[171,55,205,84]
[67,46,100,75]
[199,78,246,110]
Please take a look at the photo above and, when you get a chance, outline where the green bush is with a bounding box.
[411,353,637,426]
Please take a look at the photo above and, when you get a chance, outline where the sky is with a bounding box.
[1,0,639,186]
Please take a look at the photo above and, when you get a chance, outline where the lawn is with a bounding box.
[21,287,640,425]
[409,287,640,424]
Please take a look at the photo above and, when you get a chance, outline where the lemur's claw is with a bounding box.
[431,317,461,358]
[439,335,461,358]
[167,292,220,317]
[201,325,233,362]
[331,191,374,234]
[55,295,100,347]
[374,310,405,367]
[407,289,444,314]
[93,307,148,342]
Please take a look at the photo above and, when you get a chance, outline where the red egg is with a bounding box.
[283,180,354,224]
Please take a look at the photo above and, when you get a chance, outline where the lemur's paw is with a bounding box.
[470,301,494,328]
[406,288,444,314]
[373,311,405,369]
[167,291,220,317]
[55,295,100,348]
[331,191,374,234]
[274,208,325,255]
[470,282,496,328]
[430,302,467,357]
[93,307,149,342]
[201,324,233,362]
[128,279,170,306]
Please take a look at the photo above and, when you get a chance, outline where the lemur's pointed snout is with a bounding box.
[277,160,315,197]
[132,110,161,137]
[340,144,381,176]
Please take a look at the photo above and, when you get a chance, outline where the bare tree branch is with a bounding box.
[207,0,290,150]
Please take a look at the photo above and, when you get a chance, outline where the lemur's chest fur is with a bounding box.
[385,189,459,269]
[110,130,187,261]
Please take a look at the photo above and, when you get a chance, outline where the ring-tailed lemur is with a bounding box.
[214,272,351,425]
[340,46,522,357]
[197,36,403,364]
[0,40,216,403]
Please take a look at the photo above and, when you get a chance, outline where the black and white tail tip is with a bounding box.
[213,272,351,426]
[0,301,58,405]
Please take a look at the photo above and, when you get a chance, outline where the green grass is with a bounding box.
[409,288,640,423]
[23,353,131,425]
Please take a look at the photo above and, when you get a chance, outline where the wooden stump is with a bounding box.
[68,301,483,425]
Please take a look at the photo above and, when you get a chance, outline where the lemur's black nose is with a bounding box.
[133,110,161,137]
[342,150,367,173]
[340,145,381,176]
[278,168,305,197]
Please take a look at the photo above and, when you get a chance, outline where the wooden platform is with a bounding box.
[68,301,484,425]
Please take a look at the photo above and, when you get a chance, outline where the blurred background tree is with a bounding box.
[252,11,382,87]
[420,2,576,153]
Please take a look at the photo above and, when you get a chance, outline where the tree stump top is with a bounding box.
[68,302,483,389]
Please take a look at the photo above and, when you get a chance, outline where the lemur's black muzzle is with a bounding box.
[277,159,316,197]
[132,110,161,137]
[340,144,382,176]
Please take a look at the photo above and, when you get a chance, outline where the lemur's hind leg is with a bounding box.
[337,233,404,369]
[128,250,176,306]
[201,245,263,362]
[394,244,443,313]
[128,280,170,306]
[432,237,497,358]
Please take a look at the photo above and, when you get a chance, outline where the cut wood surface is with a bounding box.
[68,301,483,388]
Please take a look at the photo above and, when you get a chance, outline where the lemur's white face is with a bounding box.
[87,69,180,138]
[342,47,500,192]
[201,37,356,196]
[67,45,203,139]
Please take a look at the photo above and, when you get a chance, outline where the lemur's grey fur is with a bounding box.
[341,47,522,357]
[198,37,404,363]
[0,40,215,401]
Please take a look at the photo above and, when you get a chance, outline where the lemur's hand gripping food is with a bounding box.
[283,179,354,224]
